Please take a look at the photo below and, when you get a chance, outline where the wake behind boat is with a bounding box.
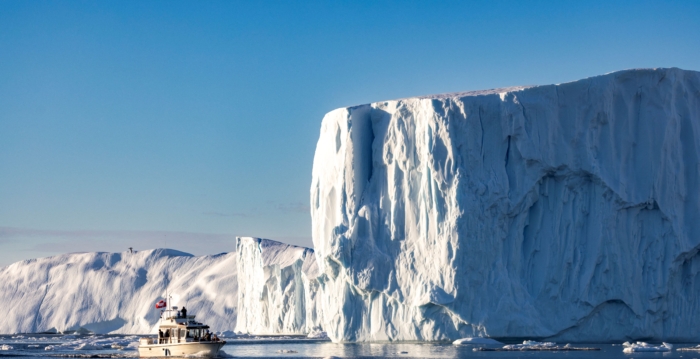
[138,300,226,358]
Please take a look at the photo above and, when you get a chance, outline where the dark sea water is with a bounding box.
[1,334,699,359]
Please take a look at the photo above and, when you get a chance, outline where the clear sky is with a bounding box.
[1,0,698,266]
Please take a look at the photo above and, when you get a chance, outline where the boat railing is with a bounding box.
[162,314,196,320]
[149,337,224,345]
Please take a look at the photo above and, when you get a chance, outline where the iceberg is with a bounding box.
[622,342,672,352]
[0,238,322,335]
[0,237,321,335]
[0,249,238,334]
[234,237,322,335]
[503,341,556,350]
[310,68,700,342]
[452,337,502,345]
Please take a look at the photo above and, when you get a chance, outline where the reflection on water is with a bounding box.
[1,335,700,359]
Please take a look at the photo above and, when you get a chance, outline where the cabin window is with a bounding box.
[187,329,202,339]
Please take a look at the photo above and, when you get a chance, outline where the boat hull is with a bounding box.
[138,342,226,358]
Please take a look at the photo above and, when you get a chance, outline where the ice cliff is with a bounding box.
[234,237,321,335]
[310,68,700,342]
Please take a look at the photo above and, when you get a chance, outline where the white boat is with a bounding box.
[138,305,226,357]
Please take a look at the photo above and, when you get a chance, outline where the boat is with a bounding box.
[138,301,226,357]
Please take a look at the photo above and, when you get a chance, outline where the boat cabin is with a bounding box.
[140,306,219,345]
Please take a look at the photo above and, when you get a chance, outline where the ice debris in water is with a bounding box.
[37,335,140,352]
[277,349,298,353]
[453,337,503,345]
[75,343,104,350]
[622,342,673,352]
[503,341,556,350]
[0,345,13,350]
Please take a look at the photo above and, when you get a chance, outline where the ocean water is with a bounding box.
[1,334,699,359]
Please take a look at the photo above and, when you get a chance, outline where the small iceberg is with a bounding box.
[453,337,503,345]
[503,341,556,350]
[622,342,672,353]
[474,340,600,352]
[678,344,700,351]
[0,345,13,350]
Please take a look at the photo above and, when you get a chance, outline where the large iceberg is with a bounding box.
[0,249,238,334]
[310,68,700,342]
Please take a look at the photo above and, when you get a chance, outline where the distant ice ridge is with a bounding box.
[235,237,322,335]
[0,237,321,335]
[0,249,238,334]
[310,68,700,342]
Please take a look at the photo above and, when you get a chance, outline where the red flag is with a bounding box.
[155,300,167,309]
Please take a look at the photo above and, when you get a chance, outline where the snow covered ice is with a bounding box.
[310,68,700,342]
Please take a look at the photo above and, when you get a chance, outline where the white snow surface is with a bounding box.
[0,248,238,334]
[310,67,700,342]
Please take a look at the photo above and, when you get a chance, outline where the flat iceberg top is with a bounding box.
[342,67,699,109]
[402,86,532,101]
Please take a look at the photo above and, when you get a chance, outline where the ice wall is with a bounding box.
[235,237,321,335]
[310,68,700,342]
[0,249,238,334]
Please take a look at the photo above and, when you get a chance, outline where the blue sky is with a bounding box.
[1,0,698,266]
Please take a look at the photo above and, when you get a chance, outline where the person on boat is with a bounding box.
[158,329,163,344]
[181,306,187,318]
[205,332,212,342]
